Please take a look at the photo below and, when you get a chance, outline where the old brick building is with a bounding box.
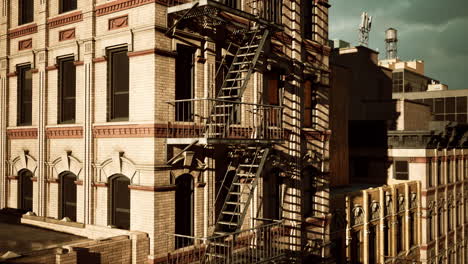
[0,0,331,263]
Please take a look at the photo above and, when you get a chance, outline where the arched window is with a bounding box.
[175,174,194,237]
[60,172,77,221]
[351,230,362,264]
[109,174,130,230]
[302,166,319,217]
[263,168,283,220]
[18,169,33,212]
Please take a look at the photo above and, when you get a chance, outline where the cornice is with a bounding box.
[8,24,38,39]
[95,0,156,17]
[46,126,83,139]
[47,11,83,29]
[7,128,38,139]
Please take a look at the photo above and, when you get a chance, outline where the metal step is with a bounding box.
[239,164,259,168]
[221,211,242,216]
[239,44,259,50]
[225,78,246,82]
[237,53,256,57]
[226,201,244,205]
[218,221,238,226]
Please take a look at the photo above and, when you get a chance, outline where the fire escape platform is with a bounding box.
[166,137,283,145]
[167,0,284,30]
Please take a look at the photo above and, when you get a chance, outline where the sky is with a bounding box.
[329,0,468,89]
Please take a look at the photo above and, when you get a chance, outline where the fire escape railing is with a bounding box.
[165,219,288,264]
[166,98,284,141]
[166,0,282,25]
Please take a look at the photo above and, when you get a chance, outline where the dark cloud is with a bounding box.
[329,0,468,89]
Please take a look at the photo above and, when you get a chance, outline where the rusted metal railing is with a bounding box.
[165,219,288,263]
[166,98,283,141]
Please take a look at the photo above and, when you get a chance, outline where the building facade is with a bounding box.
[0,0,331,263]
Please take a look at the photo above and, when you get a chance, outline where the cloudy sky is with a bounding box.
[329,0,468,89]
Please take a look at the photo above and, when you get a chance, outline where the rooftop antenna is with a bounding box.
[385,28,398,59]
[358,12,372,47]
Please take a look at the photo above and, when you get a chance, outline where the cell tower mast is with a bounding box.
[358,12,372,47]
[385,28,398,59]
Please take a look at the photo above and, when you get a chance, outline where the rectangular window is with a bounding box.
[447,159,452,183]
[428,160,433,187]
[304,80,316,128]
[59,0,77,13]
[437,159,443,184]
[108,47,129,121]
[58,57,76,123]
[175,45,195,122]
[267,74,282,126]
[17,65,33,126]
[394,160,409,180]
[303,0,313,40]
[19,0,34,25]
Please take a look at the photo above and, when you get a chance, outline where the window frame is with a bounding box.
[393,160,409,180]
[57,56,76,124]
[107,46,130,121]
[59,0,77,14]
[17,64,33,126]
[19,0,34,25]
[303,80,316,128]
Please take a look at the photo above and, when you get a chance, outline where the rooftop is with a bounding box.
[0,210,86,258]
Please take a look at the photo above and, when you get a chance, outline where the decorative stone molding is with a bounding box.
[46,126,83,139]
[73,61,84,66]
[59,28,76,41]
[109,15,128,30]
[409,157,429,163]
[351,206,364,226]
[8,24,38,39]
[74,180,83,185]
[92,57,107,63]
[93,124,166,138]
[50,152,83,179]
[97,153,137,183]
[128,184,176,192]
[47,11,83,29]
[45,65,58,71]
[18,39,33,51]
[7,128,38,139]
[10,151,37,175]
[7,72,17,77]
[154,48,177,58]
[7,176,18,180]
[92,182,108,187]
[127,48,157,58]
[95,0,156,17]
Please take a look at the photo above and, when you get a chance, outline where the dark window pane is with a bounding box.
[457,114,467,123]
[303,0,312,40]
[108,48,129,120]
[175,174,193,248]
[61,173,77,221]
[175,45,194,122]
[456,97,467,113]
[423,99,434,112]
[445,97,455,113]
[60,0,77,13]
[110,176,130,230]
[395,161,409,180]
[434,98,444,114]
[18,65,32,125]
[446,114,455,122]
[19,170,33,212]
[434,114,444,121]
[19,0,33,24]
[59,57,76,123]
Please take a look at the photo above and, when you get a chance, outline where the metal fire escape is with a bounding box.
[166,0,284,262]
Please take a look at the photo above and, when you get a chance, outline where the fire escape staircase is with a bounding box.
[205,27,270,138]
[203,146,270,262]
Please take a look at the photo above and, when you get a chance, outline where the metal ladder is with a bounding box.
[205,28,270,138]
[203,146,270,263]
